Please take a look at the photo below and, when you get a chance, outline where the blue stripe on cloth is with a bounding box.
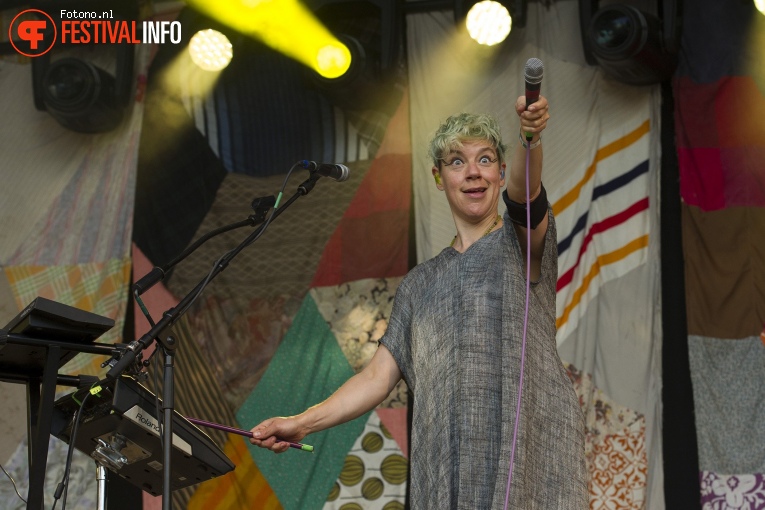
[558,160,649,256]
[592,160,649,201]
[236,293,370,510]
[558,212,589,255]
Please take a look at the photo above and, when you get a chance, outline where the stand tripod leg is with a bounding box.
[26,346,60,510]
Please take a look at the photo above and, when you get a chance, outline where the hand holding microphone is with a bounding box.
[518,57,549,143]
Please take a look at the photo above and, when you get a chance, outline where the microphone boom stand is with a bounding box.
[105,173,321,510]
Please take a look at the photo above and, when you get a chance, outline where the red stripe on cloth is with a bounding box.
[557,197,649,292]
[674,75,765,210]
[678,145,765,209]
[678,147,726,210]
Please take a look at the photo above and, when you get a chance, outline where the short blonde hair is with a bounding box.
[428,112,508,168]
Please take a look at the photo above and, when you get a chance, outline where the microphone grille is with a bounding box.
[524,58,544,84]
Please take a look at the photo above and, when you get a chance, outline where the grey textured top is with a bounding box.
[380,209,587,509]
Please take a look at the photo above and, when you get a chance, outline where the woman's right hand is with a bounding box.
[249,416,307,454]
[248,344,402,454]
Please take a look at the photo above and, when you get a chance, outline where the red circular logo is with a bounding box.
[9,9,57,57]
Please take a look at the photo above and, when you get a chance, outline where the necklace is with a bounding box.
[450,214,502,247]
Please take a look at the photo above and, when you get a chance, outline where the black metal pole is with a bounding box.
[660,80,701,508]
[162,347,175,510]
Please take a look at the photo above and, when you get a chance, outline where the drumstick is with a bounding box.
[186,416,314,452]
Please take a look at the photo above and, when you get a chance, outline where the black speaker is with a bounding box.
[580,0,681,85]
[33,51,133,133]
[30,1,136,133]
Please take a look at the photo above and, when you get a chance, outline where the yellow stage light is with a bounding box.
[184,0,352,78]
[189,29,233,71]
[756,0,765,15]
[466,0,512,46]
[316,42,352,79]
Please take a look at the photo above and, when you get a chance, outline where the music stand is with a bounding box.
[0,297,118,510]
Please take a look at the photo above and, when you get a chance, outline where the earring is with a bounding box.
[434,174,441,185]
[500,170,505,179]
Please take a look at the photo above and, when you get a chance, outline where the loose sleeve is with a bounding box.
[378,275,416,390]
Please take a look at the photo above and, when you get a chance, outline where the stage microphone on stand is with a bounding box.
[524,57,544,140]
[299,160,351,182]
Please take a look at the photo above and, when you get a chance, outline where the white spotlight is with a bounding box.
[189,29,233,72]
[756,0,765,15]
[466,1,512,46]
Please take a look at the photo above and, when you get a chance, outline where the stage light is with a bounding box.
[184,0,348,78]
[33,42,134,133]
[465,0,512,45]
[315,40,352,78]
[756,0,765,15]
[455,0,526,32]
[305,1,403,110]
[189,29,233,71]
[308,0,402,76]
[310,34,368,107]
[581,2,680,85]
[30,2,137,133]
[40,58,123,132]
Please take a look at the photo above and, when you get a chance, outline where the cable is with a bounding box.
[134,162,303,456]
[153,353,164,453]
[504,141,533,510]
[0,462,27,504]
[129,163,302,379]
[53,381,100,510]
[175,161,302,319]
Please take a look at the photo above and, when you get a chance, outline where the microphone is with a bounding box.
[299,160,350,182]
[524,57,544,140]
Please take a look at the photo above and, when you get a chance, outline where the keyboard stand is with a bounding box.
[0,331,120,510]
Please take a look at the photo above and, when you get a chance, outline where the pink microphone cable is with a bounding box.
[503,136,534,510]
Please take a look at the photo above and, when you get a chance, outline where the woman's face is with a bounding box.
[432,139,505,224]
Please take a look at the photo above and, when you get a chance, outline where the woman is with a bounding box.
[251,95,587,509]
